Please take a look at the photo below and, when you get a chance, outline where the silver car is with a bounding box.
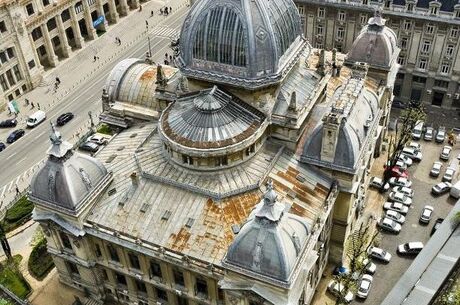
[430,161,442,177]
[327,280,354,303]
[384,210,406,224]
[378,217,402,233]
[443,167,455,182]
[389,191,412,206]
[436,127,446,143]
[419,205,434,224]
[357,274,373,299]
[431,182,452,195]
[368,246,392,263]
[424,127,433,141]
[388,177,412,188]
[440,146,452,161]
[383,202,409,214]
[392,186,414,197]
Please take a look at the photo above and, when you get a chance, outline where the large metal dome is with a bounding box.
[176,0,306,90]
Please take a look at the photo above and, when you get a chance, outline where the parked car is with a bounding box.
[0,119,17,128]
[26,110,46,128]
[378,217,402,233]
[402,147,423,161]
[383,201,409,214]
[392,186,414,197]
[388,177,412,188]
[89,134,108,145]
[430,161,443,177]
[424,127,434,141]
[419,205,434,224]
[361,258,377,274]
[327,280,354,303]
[56,112,74,126]
[412,120,424,140]
[436,127,446,143]
[450,181,460,199]
[6,129,25,143]
[408,141,422,152]
[368,246,392,263]
[398,154,413,166]
[442,167,456,182]
[357,274,373,299]
[392,100,406,109]
[369,177,390,192]
[431,182,452,195]
[440,146,452,161]
[79,141,99,153]
[397,242,424,255]
[386,166,409,178]
[389,191,412,206]
[430,218,444,236]
[0,142,5,152]
[395,159,408,170]
[385,210,406,224]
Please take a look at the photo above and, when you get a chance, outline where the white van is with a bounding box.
[450,181,460,198]
[411,120,424,140]
[27,110,46,128]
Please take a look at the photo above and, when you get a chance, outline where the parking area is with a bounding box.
[352,139,459,305]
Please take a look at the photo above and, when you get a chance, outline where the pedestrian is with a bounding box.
[145,20,149,29]
[169,55,172,62]
[118,38,121,45]
[31,102,35,109]
[56,76,61,85]
[151,10,154,17]
[164,59,169,65]
[164,7,168,15]
[15,185,19,196]
[160,8,163,15]
[169,6,172,13]
[25,98,29,106]
[37,102,41,110]
[139,4,142,11]
[165,52,168,59]
[94,55,97,62]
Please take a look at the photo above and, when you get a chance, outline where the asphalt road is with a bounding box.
[0,9,187,188]
[353,139,458,305]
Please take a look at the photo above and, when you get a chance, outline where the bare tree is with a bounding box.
[346,220,380,275]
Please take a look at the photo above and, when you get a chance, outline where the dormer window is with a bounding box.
[363,0,368,4]
[429,1,440,15]
[407,3,414,11]
[384,0,391,8]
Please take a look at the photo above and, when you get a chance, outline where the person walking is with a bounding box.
[25,98,29,106]
[31,102,35,109]
[139,4,142,11]
[145,20,149,29]
[94,55,97,62]
[169,6,172,13]
[151,10,154,17]
[160,8,163,15]
[56,76,61,85]
[37,103,41,110]
[15,185,19,196]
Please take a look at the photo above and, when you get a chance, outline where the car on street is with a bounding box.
[430,161,443,177]
[56,112,74,126]
[0,142,5,152]
[432,182,452,195]
[79,141,99,153]
[424,127,434,141]
[402,147,423,161]
[361,258,377,274]
[419,205,434,224]
[377,217,402,233]
[398,154,413,166]
[357,274,373,299]
[369,177,390,192]
[412,121,424,140]
[90,134,108,145]
[385,210,406,224]
[386,166,409,178]
[383,201,409,214]
[0,119,17,128]
[442,167,456,182]
[327,280,354,303]
[368,246,392,263]
[436,127,446,143]
[440,146,452,161]
[6,129,25,143]
[408,141,422,152]
[397,242,424,255]
[392,186,414,197]
[430,218,444,236]
[389,191,412,206]
[388,177,412,188]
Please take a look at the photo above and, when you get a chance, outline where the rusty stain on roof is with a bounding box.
[168,227,191,252]
[139,67,157,82]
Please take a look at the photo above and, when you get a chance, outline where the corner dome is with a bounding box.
[177,0,306,89]
[30,126,108,214]
[223,181,310,282]
[346,13,398,69]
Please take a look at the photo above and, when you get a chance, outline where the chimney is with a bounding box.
[130,172,139,187]
[320,113,342,163]
[316,49,326,76]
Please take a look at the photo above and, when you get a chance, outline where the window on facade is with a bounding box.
[26,3,35,15]
[0,21,6,33]
[456,10,460,18]
[47,18,57,31]
[318,7,325,18]
[296,5,304,16]
[136,280,147,293]
[316,24,323,36]
[434,79,449,88]
[362,0,368,4]
[42,0,50,6]
[61,9,71,22]
[430,6,438,15]
[451,27,459,38]
[128,252,141,270]
[107,244,120,262]
[412,75,426,84]
[67,262,80,275]
[12,65,22,82]
[156,288,168,302]
[6,48,14,59]
[196,277,208,297]
[426,24,435,34]
[0,52,7,64]
[38,46,47,56]
[360,14,367,24]
[397,73,404,80]
[0,75,8,91]
[115,273,127,286]
[87,0,96,5]
[337,10,346,21]
[182,154,193,165]
[59,231,72,250]
[407,3,414,11]
[421,40,431,53]
[177,297,188,305]
[400,37,408,49]
[101,268,108,280]
[336,27,344,39]
[75,2,83,14]
[418,58,428,70]
[384,0,391,8]
[315,42,323,49]
[440,62,451,74]
[446,44,455,56]
[173,269,185,287]
[150,260,162,278]
[397,55,405,65]
[403,20,411,31]
[215,156,228,166]
[94,243,102,257]
[32,27,43,41]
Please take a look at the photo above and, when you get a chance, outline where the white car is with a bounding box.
[385,210,406,224]
[443,167,456,182]
[392,186,414,197]
[369,177,390,191]
[424,127,434,141]
[398,154,413,166]
[357,274,373,299]
[395,159,408,170]
[402,147,423,161]
[90,134,108,145]
[377,217,402,233]
[436,128,446,143]
[408,141,422,152]
[432,182,452,195]
[388,177,412,188]
[430,161,443,177]
[327,280,354,303]
[419,205,434,224]
[397,242,424,255]
[440,146,452,161]
[383,201,409,214]
[368,246,392,263]
[361,258,376,274]
[389,191,412,206]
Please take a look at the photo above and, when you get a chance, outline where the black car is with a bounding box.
[79,141,99,153]
[0,142,5,152]
[392,100,406,109]
[56,112,74,126]
[0,119,18,128]
[430,218,444,236]
[6,129,25,143]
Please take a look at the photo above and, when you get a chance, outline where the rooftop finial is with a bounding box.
[47,122,73,158]
[255,179,284,222]
[263,180,277,206]
[49,122,62,145]
[369,3,386,26]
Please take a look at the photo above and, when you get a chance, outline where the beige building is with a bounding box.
[0,0,141,105]
[295,0,460,108]
[28,2,398,305]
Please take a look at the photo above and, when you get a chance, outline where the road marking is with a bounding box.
[6,152,17,160]
[411,224,417,228]
[6,181,13,193]
[17,157,27,165]
[0,185,6,198]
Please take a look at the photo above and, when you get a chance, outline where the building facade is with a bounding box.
[294,0,460,109]
[0,0,141,106]
[29,1,398,305]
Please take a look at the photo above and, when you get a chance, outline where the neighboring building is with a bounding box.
[294,0,460,108]
[0,0,141,106]
[29,1,397,305]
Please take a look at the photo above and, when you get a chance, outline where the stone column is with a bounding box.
[107,0,119,23]
[119,0,129,16]
[56,15,72,57]
[83,0,97,40]
[70,7,85,48]
[130,0,139,10]
[28,32,45,70]
[40,24,58,67]
[96,0,108,31]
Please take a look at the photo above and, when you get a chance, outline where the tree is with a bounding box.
[0,223,12,260]
[346,218,380,275]
[383,103,426,183]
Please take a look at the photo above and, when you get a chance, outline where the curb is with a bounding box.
[6,220,36,239]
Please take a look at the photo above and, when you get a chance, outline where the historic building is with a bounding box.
[294,0,460,108]
[0,0,142,106]
[29,1,398,304]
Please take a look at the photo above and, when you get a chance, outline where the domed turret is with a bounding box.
[177,0,306,89]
